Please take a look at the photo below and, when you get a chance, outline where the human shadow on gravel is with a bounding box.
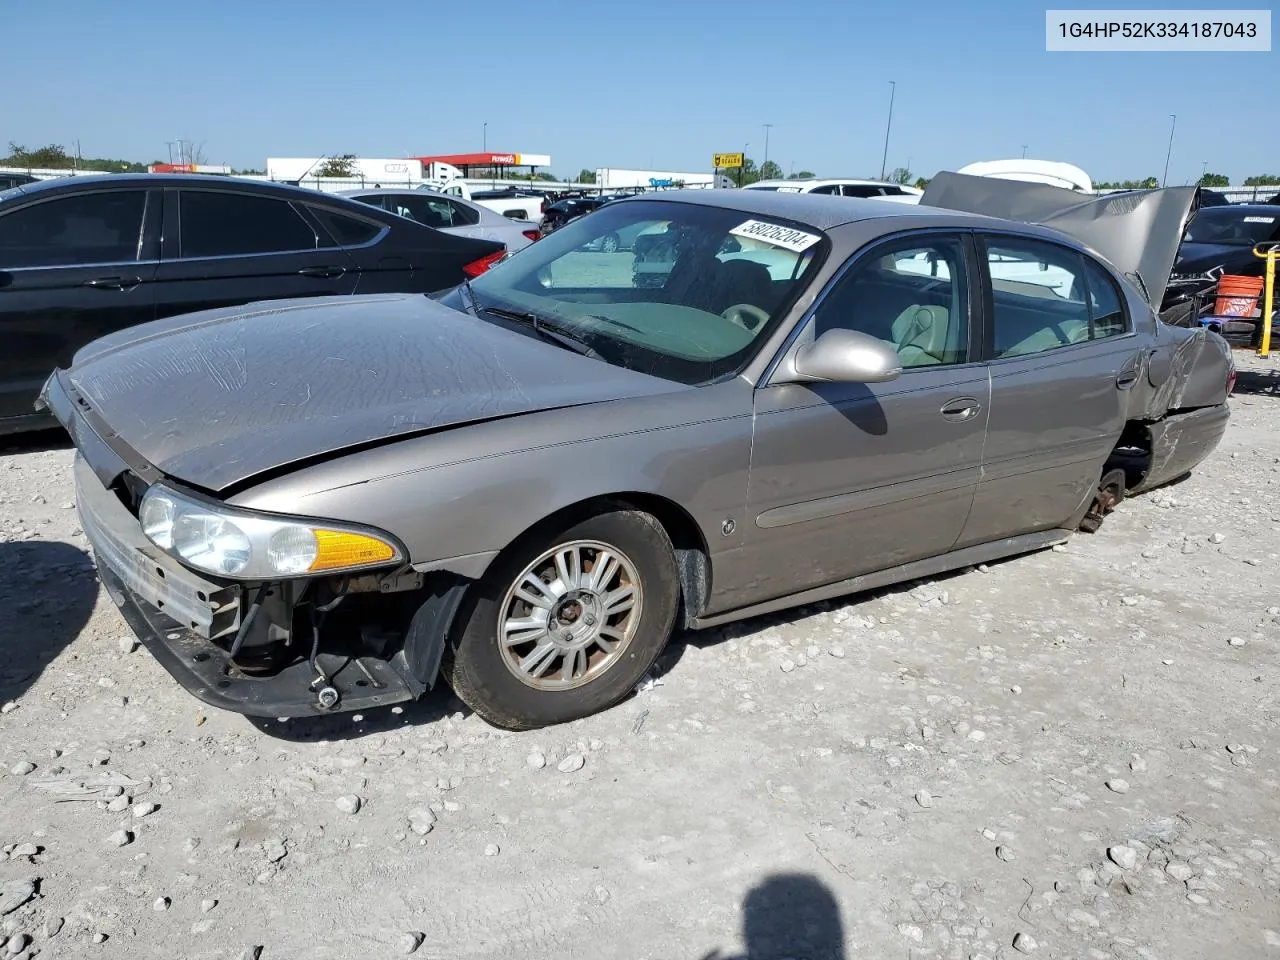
[698,872,845,960]
[0,540,98,706]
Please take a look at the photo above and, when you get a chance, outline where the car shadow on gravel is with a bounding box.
[697,872,845,960]
[0,540,98,706]
[1232,366,1280,397]
[0,427,71,455]
[244,686,472,743]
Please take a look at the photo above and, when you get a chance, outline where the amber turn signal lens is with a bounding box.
[310,530,397,572]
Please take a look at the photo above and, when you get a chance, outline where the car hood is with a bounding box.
[61,294,679,493]
[920,172,1199,309]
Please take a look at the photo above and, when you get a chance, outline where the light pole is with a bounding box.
[879,80,896,180]
[1021,144,1028,159]
[483,122,488,153]
[1162,114,1176,187]
[1201,160,1208,182]
[763,123,773,176]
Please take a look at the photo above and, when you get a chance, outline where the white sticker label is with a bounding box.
[1242,215,1275,223]
[729,219,821,253]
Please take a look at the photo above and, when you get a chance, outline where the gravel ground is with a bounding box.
[2,352,1278,960]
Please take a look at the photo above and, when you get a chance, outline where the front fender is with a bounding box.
[228,381,755,580]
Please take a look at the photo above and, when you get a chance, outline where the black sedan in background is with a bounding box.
[0,174,504,434]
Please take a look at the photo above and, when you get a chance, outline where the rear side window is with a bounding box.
[983,236,1092,357]
[179,191,318,258]
[309,207,384,246]
[1082,258,1127,339]
[0,191,146,268]
[446,198,481,226]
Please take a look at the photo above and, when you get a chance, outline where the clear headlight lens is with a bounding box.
[138,484,399,580]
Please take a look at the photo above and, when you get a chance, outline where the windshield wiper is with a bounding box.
[587,313,645,334]
[480,306,605,360]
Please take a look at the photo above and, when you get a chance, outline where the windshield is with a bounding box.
[466,198,827,385]
[1183,208,1279,246]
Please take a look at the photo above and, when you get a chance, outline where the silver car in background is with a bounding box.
[340,188,540,253]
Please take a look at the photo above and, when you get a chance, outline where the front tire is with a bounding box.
[444,506,680,730]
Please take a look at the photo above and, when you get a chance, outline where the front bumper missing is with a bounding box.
[74,454,419,718]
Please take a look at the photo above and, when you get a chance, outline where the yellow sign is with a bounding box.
[713,152,744,169]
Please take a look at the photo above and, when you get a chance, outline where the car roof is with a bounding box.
[748,177,917,190]
[611,187,957,231]
[1,172,338,200]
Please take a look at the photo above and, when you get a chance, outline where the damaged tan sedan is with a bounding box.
[41,177,1234,729]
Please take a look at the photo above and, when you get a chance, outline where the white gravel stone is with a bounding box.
[0,703,16,715]
[1187,893,1210,905]
[107,829,133,847]
[92,932,107,944]
[1012,932,1039,953]
[1209,533,1226,544]
[1129,755,1148,773]
[6,933,28,955]
[408,809,436,836]
[1108,845,1139,871]
[153,896,171,911]
[779,659,796,673]
[1166,862,1195,882]
[557,754,585,773]
[828,645,845,659]
[335,795,361,815]
[132,801,157,819]
[106,796,130,813]
[43,917,64,938]
[201,899,218,914]
[526,751,546,769]
[262,839,287,863]
[996,845,1016,862]
[484,843,500,857]
[117,636,138,654]
[8,762,34,776]
[400,931,425,954]
[1228,637,1247,647]
[915,789,934,808]
[897,923,924,943]
[1105,778,1131,794]
[968,730,987,742]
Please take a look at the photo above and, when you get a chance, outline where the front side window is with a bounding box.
[179,192,318,258]
[812,235,969,368]
[466,199,827,385]
[0,190,146,268]
[983,236,1123,357]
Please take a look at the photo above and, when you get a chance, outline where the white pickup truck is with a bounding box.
[424,177,546,222]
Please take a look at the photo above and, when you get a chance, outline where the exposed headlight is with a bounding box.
[138,484,401,580]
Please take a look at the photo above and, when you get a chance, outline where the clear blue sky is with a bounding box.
[6,0,1276,183]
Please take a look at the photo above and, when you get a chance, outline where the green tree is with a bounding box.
[758,160,783,181]
[576,168,597,184]
[4,142,74,169]
[787,170,815,179]
[1244,174,1280,186]
[1197,172,1230,187]
[1096,177,1160,190]
[888,167,912,185]
[314,154,359,178]
[914,177,930,190]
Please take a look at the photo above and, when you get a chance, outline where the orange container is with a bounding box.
[1214,274,1264,317]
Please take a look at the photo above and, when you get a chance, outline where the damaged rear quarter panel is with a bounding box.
[226,380,755,588]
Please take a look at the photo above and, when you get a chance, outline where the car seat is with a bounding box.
[891,304,952,366]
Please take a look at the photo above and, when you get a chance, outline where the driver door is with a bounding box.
[732,232,990,606]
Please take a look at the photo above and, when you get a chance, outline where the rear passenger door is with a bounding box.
[956,232,1142,547]
[150,188,358,321]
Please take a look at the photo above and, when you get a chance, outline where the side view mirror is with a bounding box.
[788,328,902,384]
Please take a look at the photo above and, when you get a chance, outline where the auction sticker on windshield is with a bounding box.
[729,220,821,253]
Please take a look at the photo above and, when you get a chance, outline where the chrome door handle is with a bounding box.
[940,397,982,422]
[84,276,142,291]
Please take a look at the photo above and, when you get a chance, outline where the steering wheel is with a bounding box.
[721,303,769,331]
